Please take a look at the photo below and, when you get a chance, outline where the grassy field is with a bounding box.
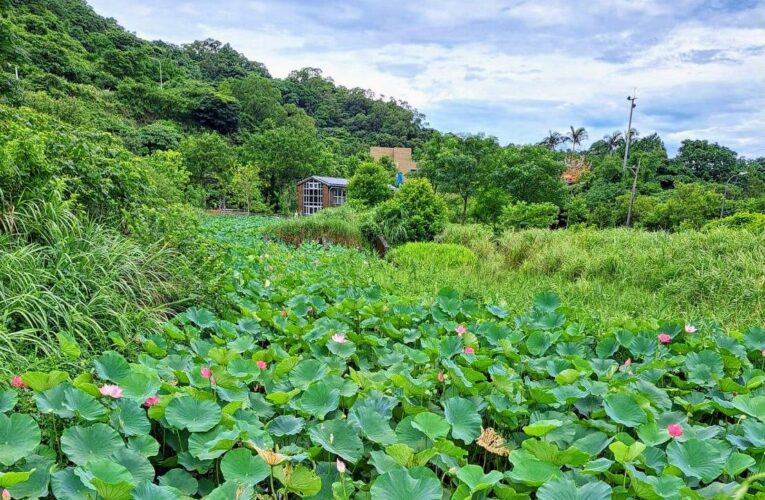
[382,225,765,328]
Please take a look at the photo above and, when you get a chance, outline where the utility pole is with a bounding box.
[626,158,641,227]
[14,65,18,80]
[622,94,637,170]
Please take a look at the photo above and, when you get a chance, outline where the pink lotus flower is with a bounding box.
[336,458,346,474]
[667,424,683,438]
[437,371,445,383]
[200,367,212,379]
[331,334,347,344]
[658,333,671,344]
[144,396,160,407]
[280,308,288,318]
[10,375,26,389]
[256,360,268,370]
[2,488,10,500]
[99,384,123,399]
[762,349,765,358]
[455,324,466,336]
[684,324,697,334]
[464,346,475,355]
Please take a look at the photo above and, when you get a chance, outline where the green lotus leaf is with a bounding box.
[523,419,562,437]
[110,399,151,436]
[0,389,18,413]
[725,452,755,476]
[522,439,590,467]
[21,371,69,392]
[0,413,41,466]
[74,458,132,494]
[609,441,646,464]
[165,395,221,432]
[289,359,328,390]
[159,469,199,496]
[220,448,269,486]
[743,326,765,351]
[187,425,239,461]
[60,424,123,465]
[295,382,340,419]
[51,468,91,500]
[185,307,217,329]
[412,412,451,441]
[309,419,364,464]
[456,464,503,492]
[0,470,33,488]
[133,480,184,500]
[666,438,728,483]
[94,351,132,383]
[118,372,160,401]
[7,454,54,497]
[268,415,305,437]
[111,447,154,483]
[537,477,612,500]
[603,394,646,427]
[34,383,74,418]
[272,463,321,497]
[57,331,82,359]
[731,395,765,421]
[506,450,562,487]
[443,397,481,444]
[63,386,106,421]
[128,435,160,457]
[370,467,443,500]
[353,406,398,445]
[327,338,356,358]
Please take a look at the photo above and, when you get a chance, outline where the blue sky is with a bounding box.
[87,0,765,156]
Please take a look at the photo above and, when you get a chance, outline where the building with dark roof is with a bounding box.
[296,176,348,215]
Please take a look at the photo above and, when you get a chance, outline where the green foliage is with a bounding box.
[1,216,764,498]
[704,211,765,233]
[500,201,559,230]
[388,242,477,268]
[348,161,392,207]
[267,206,366,248]
[369,179,448,244]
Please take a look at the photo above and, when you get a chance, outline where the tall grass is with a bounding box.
[266,207,366,248]
[378,226,765,327]
[0,197,188,373]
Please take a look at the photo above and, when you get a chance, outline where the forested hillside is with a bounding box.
[1,0,430,209]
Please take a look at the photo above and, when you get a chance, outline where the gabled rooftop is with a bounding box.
[299,176,348,188]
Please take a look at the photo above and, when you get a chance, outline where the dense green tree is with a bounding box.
[348,161,392,207]
[183,38,269,81]
[229,74,285,127]
[486,145,567,206]
[675,139,738,182]
[179,133,235,206]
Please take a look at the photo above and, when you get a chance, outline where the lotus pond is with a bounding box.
[1,216,765,499]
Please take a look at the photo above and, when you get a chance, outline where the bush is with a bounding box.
[703,211,765,233]
[500,201,559,230]
[348,161,392,207]
[369,179,448,244]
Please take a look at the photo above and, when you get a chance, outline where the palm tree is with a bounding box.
[566,126,588,153]
[539,130,564,151]
[603,131,623,153]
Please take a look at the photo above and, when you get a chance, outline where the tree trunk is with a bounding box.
[461,196,468,224]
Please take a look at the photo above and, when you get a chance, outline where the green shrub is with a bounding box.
[703,211,765,233]
[370,179,448,244]
[348,161,392,207]
[500,201,559,229]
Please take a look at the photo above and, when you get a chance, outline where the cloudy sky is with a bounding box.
[87,0,765,156]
